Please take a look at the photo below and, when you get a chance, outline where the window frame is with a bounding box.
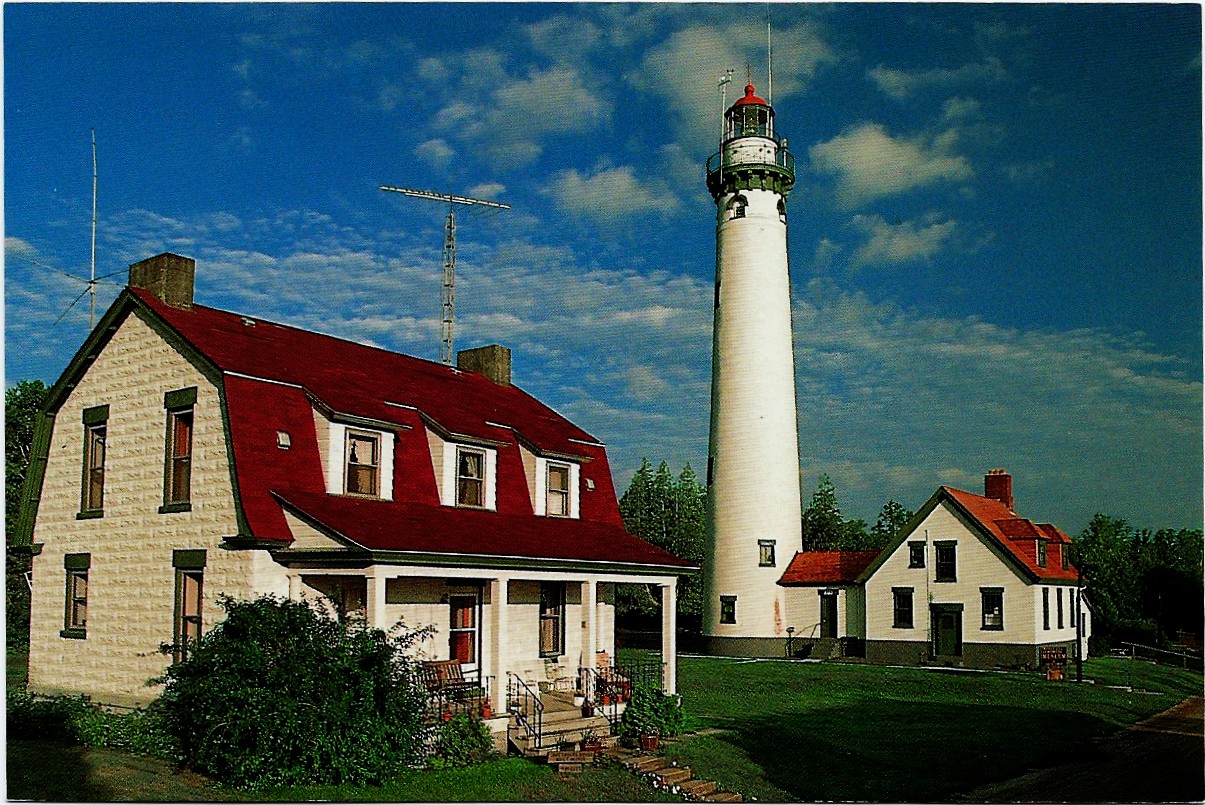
[981,587,1004,631]
[758,540,776,568]
[934,541,957,583]
[908,541,926,569]
[173,549,207,663]
[456,447,487,508]
[79,405,108,518]
[1036,539,1047,568]
[719,595,737,625]
[538,582,565,658]
[892,587,914,629]
[1042,586,1051,631]
[1057,587,1064,629]
[344,429,382,497]
[545,462,571,518]
[61,553,91,639]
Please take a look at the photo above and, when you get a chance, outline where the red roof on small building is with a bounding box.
[777,550,881,586]
[944,486,1078,581]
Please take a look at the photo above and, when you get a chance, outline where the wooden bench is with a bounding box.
[420,659,477,694]
[421,660,493,718]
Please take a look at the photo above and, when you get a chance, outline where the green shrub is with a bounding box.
[6,687,178,759]
[156,594,432,790]
[618,685,686,746]
[430,712,495,768]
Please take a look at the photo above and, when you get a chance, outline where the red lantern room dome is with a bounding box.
[731,83,769,109]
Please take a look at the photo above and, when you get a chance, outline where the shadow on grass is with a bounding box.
[673,700,1119,803]
[7,740,114,801]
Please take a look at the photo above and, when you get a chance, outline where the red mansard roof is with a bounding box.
[778,550,881,586]
[943,486,1078,581]
[129,289,691,571]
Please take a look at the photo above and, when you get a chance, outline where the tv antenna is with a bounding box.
[378,185,510,365]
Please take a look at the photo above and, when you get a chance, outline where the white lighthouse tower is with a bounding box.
[703,80,803,655]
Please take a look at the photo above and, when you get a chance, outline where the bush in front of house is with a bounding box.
[618,684,686,747]
[6,687,179,759]
[429,712,496,768]
[156,594,433,790]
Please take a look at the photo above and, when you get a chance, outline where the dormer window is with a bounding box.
[1036,540,1047,568]
[546,463,571,517]
[345,431,380,496]
[457,448,486,507]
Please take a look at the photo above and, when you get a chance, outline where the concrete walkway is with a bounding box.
[963,696,1204,803]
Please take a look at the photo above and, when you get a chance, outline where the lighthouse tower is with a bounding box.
[703,81,803,655]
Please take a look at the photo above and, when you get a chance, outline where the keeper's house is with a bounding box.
[778,470,1090,669]
[15,252,694,711]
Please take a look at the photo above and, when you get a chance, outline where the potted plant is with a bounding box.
[581,727,604,754]
[619,685,685,752]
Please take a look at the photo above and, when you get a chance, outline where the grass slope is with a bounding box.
[663,655,1201,802]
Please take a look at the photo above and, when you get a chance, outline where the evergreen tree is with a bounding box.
[800,475,845,551]
[871,499,914,546]
[6,379,47,645]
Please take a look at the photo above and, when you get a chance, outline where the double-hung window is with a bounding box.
[908,541,925,568]
[80,405,108,517]
[162,388,197,512]
[1036,540,1047,567]
[892,587,913,629]
[981,588,1004,630]
[1042,587,1050,630]
[1057,587,1064,629]
[538,582,564,658]
[62,553,90,638]
[457,448,485,507]
[934,542,957,582]
[546,463,570,517]
[719,595,737,624]
[345,430,380,496]
[173,550,206,662]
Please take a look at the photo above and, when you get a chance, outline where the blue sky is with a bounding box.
[5,3,1201,532]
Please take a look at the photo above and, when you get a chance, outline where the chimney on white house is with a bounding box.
[128,253,195,309]
[984,469,1015,511]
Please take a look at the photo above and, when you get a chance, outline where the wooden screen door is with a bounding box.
[819,591,838,638]
[448,594,480,674]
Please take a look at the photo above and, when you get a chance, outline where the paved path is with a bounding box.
[964,696,1204,803]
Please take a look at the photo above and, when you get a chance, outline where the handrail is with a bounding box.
[706,148,795,177]
[506,673,544,750]
[1121,641,1203,669]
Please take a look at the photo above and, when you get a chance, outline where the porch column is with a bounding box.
[287,573,303,601]
[488,577,508,711]
[581,580,598,669]
[661,580,678,695]
[366,570,388,629]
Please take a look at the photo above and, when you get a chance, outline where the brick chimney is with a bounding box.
[984,469,1014,511]
[128,253,195,309]
[457,344,511,386]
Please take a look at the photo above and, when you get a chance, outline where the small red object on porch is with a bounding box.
[640,734,660,752]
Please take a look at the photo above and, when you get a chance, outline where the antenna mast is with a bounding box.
[379,185,510,365]
[90,129,98,331]
[767,7,773,105]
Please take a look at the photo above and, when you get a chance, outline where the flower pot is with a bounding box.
[573,695,585,707]
[480,703,492,719]
[583,739,603,753]
[640,734,660,752]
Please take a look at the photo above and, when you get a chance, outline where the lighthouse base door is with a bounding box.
[819,591,838,639]
[930,604,963,658]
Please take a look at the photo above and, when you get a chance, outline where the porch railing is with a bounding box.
[425,674,494,723]
[579,660,664,728]
[506,672,544,750]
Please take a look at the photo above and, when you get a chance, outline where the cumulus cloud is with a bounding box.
[850,214,957,268]
[545,166,677,224]
[414,138,455,168]
[867,57,1008,100]
[809,122,973,206]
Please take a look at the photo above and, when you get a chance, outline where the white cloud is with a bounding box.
[867,57,1008,100]
[809,122,972,206]
[850,214,957,268]
[545,166,676,225]
[414,138,455,168]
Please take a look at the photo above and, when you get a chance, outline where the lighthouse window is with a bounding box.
[719,595,737,624]
[778,198,787,223]
[728,195,747,220]
[758,540,776,567]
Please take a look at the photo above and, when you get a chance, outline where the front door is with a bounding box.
[449,594,480,676]
[819,590,838,638]
[931,606,963,657]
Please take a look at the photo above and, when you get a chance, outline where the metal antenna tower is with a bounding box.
[379,186,510,365]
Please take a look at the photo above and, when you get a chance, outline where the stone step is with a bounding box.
[680,779,718,798]
[703,792,743,802]
[556,763,584,775]
[626,755,668,773]
[547,750,596,766]
[655,766,693,786]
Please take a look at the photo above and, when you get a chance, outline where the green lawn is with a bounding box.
[661,655,1202,802]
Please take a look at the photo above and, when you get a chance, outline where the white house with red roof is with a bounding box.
[16,253,694,738]
[777,470,1090,669]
